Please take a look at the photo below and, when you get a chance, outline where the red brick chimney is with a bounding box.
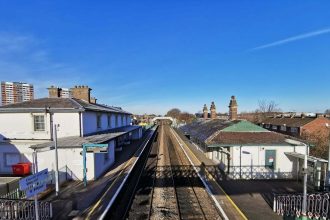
[229,96,238,120]
[203,104,208,119]
[70,85,91,102]
[210,101,217,119]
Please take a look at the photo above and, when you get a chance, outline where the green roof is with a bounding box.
[221,120,268,132]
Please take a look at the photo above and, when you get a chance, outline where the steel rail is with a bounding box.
[162,125,182,220]
[98,126,158,220]
[166,125,207,220]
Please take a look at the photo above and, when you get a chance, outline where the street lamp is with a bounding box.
[53,124,60,196]
[325,123,330,190]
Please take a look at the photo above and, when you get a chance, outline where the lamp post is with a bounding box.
[53,124,60,196]
[285,139,309,218]
[326,123,330,191]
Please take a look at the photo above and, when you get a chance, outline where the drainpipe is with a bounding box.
[80,112,84,137]
[49,109,54,141]
[240,146,242,179]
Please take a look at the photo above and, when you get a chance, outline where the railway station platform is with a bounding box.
[42,129,155,219]
[174,128,306,220]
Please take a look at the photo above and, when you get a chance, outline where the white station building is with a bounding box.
[0,86,142,181]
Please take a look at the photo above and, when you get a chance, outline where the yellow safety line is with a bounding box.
[171,128,248,220]
[86,135,151,219]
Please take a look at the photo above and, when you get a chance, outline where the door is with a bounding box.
[265,150,276,169]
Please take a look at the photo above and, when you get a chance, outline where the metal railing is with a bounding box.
[228,165,294,180]
[0,189,26,200]
[0,165,78,200]
[0,198,52,220]
[273,193,330,219]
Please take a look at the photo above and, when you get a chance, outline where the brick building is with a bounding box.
[258,114,330,138]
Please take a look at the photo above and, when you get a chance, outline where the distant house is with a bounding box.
[0,86,142,181]
[258,114,330,138]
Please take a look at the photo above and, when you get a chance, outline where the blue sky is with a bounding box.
[0,1,329,115]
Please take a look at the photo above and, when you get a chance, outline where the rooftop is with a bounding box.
[180,119,304,148]
[260,117,316,127]
[0,97,131,115]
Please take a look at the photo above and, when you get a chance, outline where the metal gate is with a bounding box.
[0,198,52,220]
[273,193,330,219]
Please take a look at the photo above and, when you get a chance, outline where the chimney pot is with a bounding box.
[229,96,238,120]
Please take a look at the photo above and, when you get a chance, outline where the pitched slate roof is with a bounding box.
[0,97,131,115]
[209,132,289,146]
[180,119,299,147]
[180,119,236,143]
[260,117,315,127]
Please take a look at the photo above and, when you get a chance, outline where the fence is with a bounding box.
[0,165,78,200]
[0,198,52,220]
[273,193,330,219]
[228,165,294,180]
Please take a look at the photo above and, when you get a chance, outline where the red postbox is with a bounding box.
[12,163,31,175]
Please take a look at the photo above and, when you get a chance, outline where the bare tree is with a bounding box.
[257,100,281,113]
[166,108,181,119]
[179,111,195,123]
[254,100,281,122]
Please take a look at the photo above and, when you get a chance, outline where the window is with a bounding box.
[97,115,102,129]
[121,115,124,126]
[265,124,270,128]
[291,127,298,133]
[34,115,45,131]
[272,125,278,130]
[5,153,20,166]
[280,125,286,131]
[115,115,118,127]
[107,114,111,128]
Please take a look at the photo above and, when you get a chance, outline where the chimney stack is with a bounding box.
[229,96,238,120]
[210,101,217,119]
[47,85,61,98]
[203,104,208,119]
[90,97,97,104]
[70,85,92,102]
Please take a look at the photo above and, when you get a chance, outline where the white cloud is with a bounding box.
[251,27,330,51]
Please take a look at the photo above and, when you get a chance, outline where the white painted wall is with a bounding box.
[93,140,115,179]
[0,112,80,140]
[228,145,307,173]
[37,147,95,180]
[0,142,34,174]
[82,111,130,135]
[37,139,114,181]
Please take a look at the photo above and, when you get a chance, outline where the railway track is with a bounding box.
[105,123,221,220]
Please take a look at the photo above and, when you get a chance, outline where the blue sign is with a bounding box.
[19,169,48,198]
[25,181,47,198]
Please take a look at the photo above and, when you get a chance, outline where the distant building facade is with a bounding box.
[258,114,330,138]
[1,81,34,105]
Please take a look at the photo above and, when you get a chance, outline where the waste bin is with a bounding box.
[12,163,31,175]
